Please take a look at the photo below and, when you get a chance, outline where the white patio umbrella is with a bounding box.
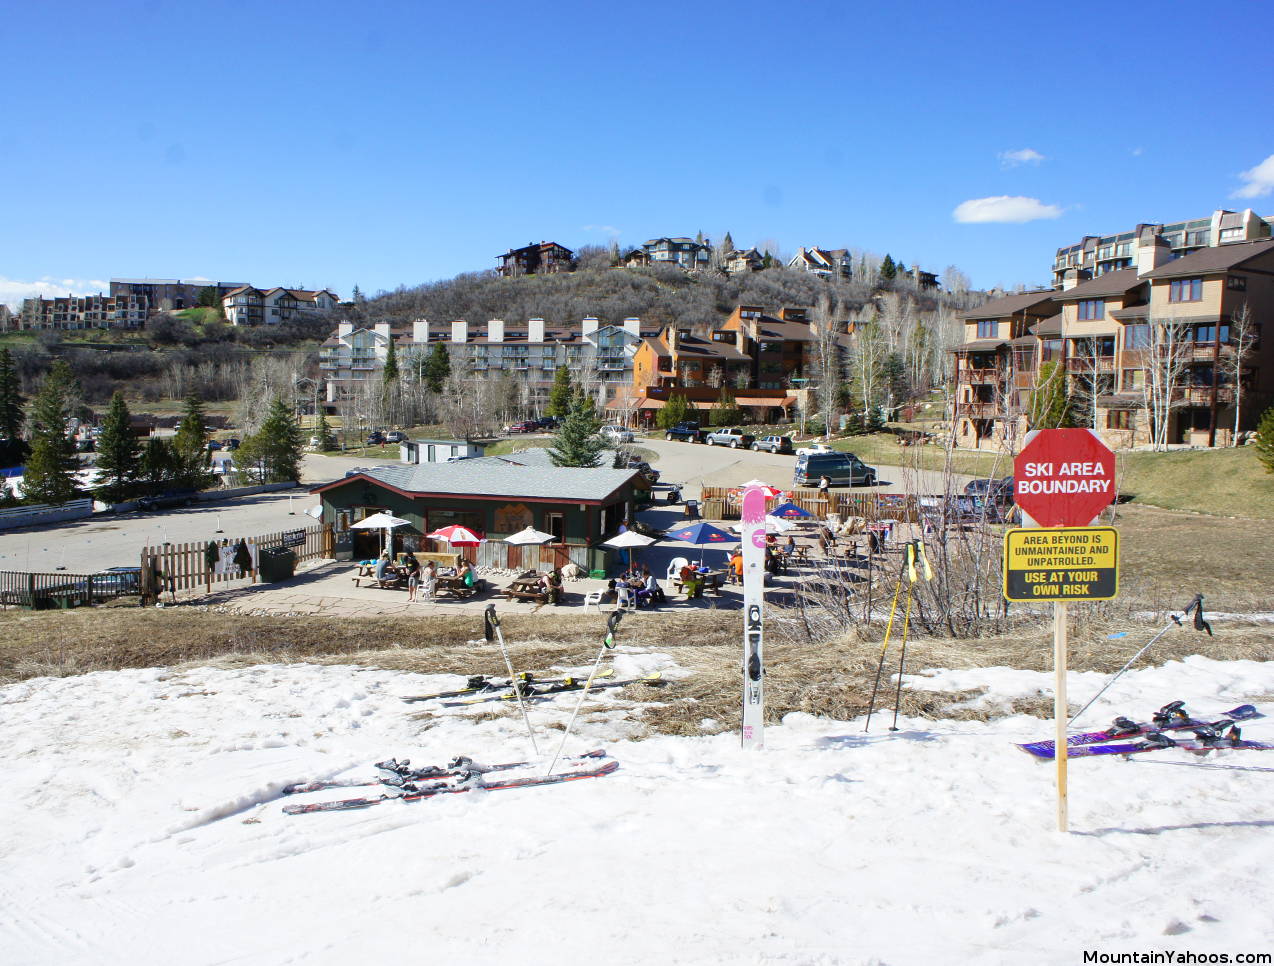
[352,512,411,555]
[603,529,657,571]
[504,526,557,545]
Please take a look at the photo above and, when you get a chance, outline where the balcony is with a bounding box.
[958,401,1003,418]
[1065,356,1115,373]
[1177,386,1235,405]
[960,368,1002,384]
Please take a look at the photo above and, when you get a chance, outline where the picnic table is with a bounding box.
[672,568,726,596]
[435,574,476,599]
[501,571,549,604]
[352,563,406,588]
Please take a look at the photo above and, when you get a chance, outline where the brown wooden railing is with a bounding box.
[0,569,141,609]
[140,524,327,599]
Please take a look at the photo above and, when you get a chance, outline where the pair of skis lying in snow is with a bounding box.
[282,749,618,814]
[1017,701,1269,760]
[400,668,663,707]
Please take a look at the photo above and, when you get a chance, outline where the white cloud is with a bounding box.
[998,148,1046,167]
[953,196,1063,224]
[0,276,111,311]
[581,224,621,236]
[1231,154,1274,199]
[1131,146,1144,157]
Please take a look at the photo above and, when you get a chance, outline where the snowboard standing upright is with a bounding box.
[740,484,767,749]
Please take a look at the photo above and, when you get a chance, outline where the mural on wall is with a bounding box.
[493,503,533,534]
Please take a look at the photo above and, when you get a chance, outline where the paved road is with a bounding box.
[633,437,972,498]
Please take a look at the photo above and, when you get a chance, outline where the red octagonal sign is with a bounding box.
[1013,429,1115,527]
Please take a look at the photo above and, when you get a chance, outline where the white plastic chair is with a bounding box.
[582,589,604,612]
[615,586,637,612]
[667,557,689,582]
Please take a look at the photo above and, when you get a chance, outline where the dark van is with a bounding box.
[793,452,877,488]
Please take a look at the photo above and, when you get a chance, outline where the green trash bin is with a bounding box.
[258,546,296,582]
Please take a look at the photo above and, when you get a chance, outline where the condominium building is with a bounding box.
[221,286,340,326]
[495,242,576,277]
[19,292,150,330]
[109,279,245,313]
[641,237,712,271]
[1051,208,1272,287]
[319,323,393,400]
[955,233,1274,449]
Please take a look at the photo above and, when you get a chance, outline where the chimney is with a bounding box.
[373,323,391,342]
[582,316,600,338]
[412,318,429,343]
[528,317,545,343]
[338,321,354,338]
[1060,267,1092,291]
[451,320,468,343]
[666,326,678,349]
[622,317,641,339]
[488,319,504,343]
[1135,233,1171,276]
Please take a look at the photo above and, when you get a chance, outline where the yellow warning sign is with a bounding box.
[1002,527,1119,602]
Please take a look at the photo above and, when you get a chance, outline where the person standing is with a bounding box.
[421,560,437,603]
[404,555,421,602]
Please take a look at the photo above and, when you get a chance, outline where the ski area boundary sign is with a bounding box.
[1013,429,1115,527]
[1003,526,1119,602]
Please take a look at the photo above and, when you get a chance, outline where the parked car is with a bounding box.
[964,476,1014,503]
[617,454,660,484]
[137,489,197,511]
[664,422,704,443]
[506,420,539,434]
[793,452,877,488]
[600,424,634,443]
[705,428,755,448]
[206,440,223,451]
[366,431,386,445]
[95,566,142,595]
[795,442,834,456]
[225,438,240,450]
[752,435,795,454]
[535,416,558,429]
[385,430,406,443]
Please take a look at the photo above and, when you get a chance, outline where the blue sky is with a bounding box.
[4,0,1273,309]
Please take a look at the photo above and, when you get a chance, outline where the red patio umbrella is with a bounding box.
[426,524,487,547]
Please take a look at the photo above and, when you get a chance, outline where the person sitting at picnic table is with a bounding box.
[729,549,743,584]
[785,534,797,554]
[459,560,479,594]
[679,564,703,599]
[540,568,563,605]
[374,550,394,588]
[404,555,422,602]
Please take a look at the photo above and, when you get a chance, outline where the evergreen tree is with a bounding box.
[352,284,364,303]
[139,437,178,495]
[656,392,691,430]
[172,391,213,490]
[711,385,744,426]
[423,343,451,393]
[94,391,141,503]
[608,239,620,266]
[235,396,305,483]
[761,251,774,270]
[548,391,605,468]
[0,347,27,466]
[382,337,399,382]
[1255,404,1274,475]
[721,231,735,255]
[879,254,897,280]
[314,410,336,450]
[197,286,219,308]
[546,366,574,418]
[1027,361,1072,430]
[22,361,81,505]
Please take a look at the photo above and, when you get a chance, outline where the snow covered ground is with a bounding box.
[3,652,1274,965]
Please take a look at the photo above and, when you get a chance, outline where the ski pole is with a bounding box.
[484,605,539,756]
[864,550,908,732]
[1069,594,1210,727]
[889,542,919,732]
[546,611,622,777]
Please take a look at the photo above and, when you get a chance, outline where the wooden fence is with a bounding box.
[139,524,328,600]
[699,486,920,524]
[473,540,592,572]
[0,569,140,609]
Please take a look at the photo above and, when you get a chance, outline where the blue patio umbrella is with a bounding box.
[769,501,813,519]
[665,521,735,566]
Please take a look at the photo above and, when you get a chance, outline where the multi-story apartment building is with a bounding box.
[19,292,150,330]
[0,305,14,331]
[496,242,576,277]
[641,237,712,271]
[320,323,393,400]
[221,286,340,326]
[1051,208,1272,287]
[632,304,842,394]
[954,232,1274,449]
[788,247,852,280]
[109,278,245,313]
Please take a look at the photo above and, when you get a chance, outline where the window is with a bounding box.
[976,320,997,338]
[1227,275,1247,291]
[1106,411,1132,430]
[1220,227,1242,241]
[1077,300,1104,321]
[1169,278,1203,302]
[1121,369,1144,391]
[1123,324,1150,349]
[1191,324,1229,344]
